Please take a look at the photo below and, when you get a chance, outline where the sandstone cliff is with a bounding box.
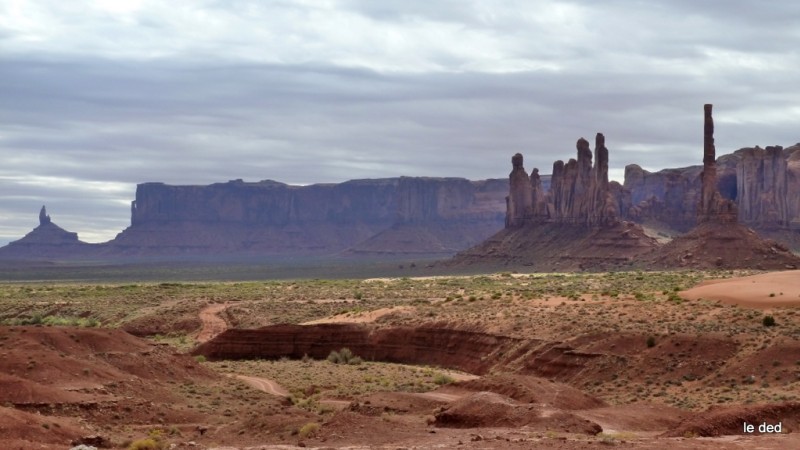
[645,105,800,269]
[737,146,790,228]
[624,137,800,234]
[109,177,507,256]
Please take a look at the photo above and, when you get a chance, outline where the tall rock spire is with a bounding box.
[39,205,51,226]
[505,153,533,228]
[698,104,737,223]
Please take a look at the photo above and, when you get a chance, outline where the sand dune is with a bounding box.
[681,270,800,308]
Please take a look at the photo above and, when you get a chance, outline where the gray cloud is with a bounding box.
[0,0,798,244]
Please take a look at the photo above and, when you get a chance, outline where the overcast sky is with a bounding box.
[1,0,799,244]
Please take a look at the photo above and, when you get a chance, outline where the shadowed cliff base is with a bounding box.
[645,221,800,270]
[444,221,658,272]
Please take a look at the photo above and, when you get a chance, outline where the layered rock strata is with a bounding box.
[115,177,507,256]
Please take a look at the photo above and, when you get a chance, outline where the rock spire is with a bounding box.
[698,104,737,223]
[506,133,619,228]
[39,205,51,226]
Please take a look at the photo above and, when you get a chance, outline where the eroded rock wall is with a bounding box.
[114,177,508,256]
[193,324,520,375]
[737,146,789,228]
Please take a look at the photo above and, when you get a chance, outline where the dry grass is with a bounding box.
[208,358,462,401]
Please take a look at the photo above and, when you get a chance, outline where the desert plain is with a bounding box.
[1,268,799,449]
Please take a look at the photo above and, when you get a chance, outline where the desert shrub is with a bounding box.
[327,347,360,364]
[298,422,320,438]
[327,350,341,363]
[194,355,207,363]
[646,336,656,348]
[128,438,163,450]
[433,373,454,385]
[762,315,776,327]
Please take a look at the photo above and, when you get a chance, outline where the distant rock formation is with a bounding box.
[1,178,509,260]
[623,164,701,231]
[698,104,737,224]
[450,133,659,271]
[506,133,619,229]
[737,146,789,228]
[38,206,51,225]
[505,153,533,228]
[624,126,799,237]
[646,105,800,270]
[0,207,93,259]
[112,177,507,256]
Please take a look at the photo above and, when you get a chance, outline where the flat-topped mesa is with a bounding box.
[698,104,737,223]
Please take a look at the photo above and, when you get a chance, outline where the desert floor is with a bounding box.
[1,269,799,449]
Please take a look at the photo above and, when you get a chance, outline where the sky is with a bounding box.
[1,0,799,244]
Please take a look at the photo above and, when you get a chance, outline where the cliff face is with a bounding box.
[737,146,789,228]
[624,147,800,233]
[112,177,507,256]
[645,105,800,269]
[621,108,799,234]
[131,179,398,226]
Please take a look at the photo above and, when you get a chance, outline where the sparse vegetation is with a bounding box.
[298,422,320,438]
[327,347,362,365]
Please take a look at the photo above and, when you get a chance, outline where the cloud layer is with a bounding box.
[1,0,798,243]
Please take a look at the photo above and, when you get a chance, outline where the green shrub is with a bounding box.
[763,315,776,327]
[327,350,341,363]
[433,373,454,385]
[327,347,360,364]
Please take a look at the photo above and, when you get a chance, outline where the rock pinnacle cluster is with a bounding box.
[505,133,619,229]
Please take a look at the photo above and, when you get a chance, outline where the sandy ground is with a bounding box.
[303,306,413,324]
[233,374,290,397]
[681,270,800,308]
[197,302,234,342]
